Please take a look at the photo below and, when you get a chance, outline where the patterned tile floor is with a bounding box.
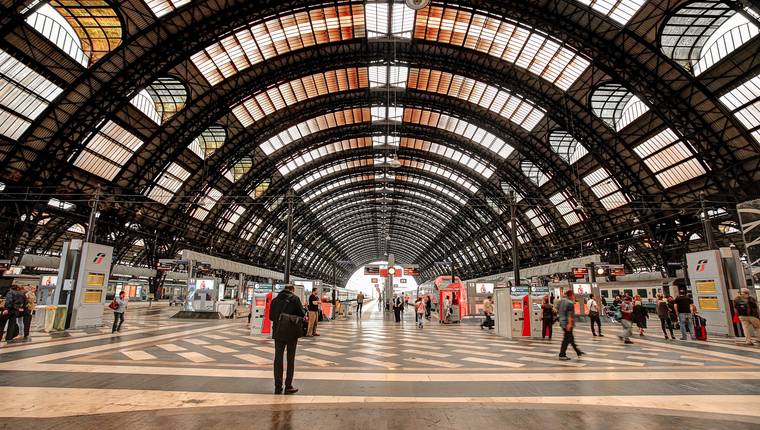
[1,300,760,429]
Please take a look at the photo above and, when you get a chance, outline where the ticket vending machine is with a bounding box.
[250,292,268,335]
[509,285,531,337]
[529,285,550,338]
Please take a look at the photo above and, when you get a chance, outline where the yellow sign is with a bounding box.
[87,273,106,287]
[83,290,103,304]
[698,297,720,311]
[695,280,717,294]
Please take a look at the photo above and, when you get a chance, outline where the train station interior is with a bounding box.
[1,0,760,428]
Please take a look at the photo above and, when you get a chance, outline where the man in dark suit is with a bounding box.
[268,285,305,394]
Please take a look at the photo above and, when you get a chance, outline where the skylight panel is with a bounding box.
[191,187,222,221]
[400,159,479,193]
[576,0,646,25]
[633,128,707,188]
[293,159,372,192]
[407,69,545,131]
[591,83,650,131]
[521,161,551,186]
[221,204,246,233]
[525,208,551,236]
[583,167,628,210]
[191,5,365,85]
[414,7,590,90]
[48,198,75,211]
[73,120,144,181]
[145,0,190,18]
[259,108,370,154]
[549,131,588,164]
[232,68,368,126]
[277,137,372,176]
[400,137,495,178]
[403,108,514,158]
[227,157,253,183]
[146,162,190,205]
[550,191,582,225]
[250,179,270,200]
[720,72,760,144]
[189,125,226,159]
[366,2,389,38]
[26,4,88,66]
[0,49,63,140]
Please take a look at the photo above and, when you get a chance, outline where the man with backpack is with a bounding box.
[269,285,305,395]
[4,285,27,342]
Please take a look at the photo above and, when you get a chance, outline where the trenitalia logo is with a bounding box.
[93,253,107,265]
[696,259,708,272]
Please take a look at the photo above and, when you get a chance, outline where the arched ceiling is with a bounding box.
[1,0,759,282]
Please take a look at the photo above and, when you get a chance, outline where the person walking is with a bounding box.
[306,288,320,337]
[480,295,494,330]
[112,291,127,333]
[425,295,432,320]
[734,288,760,345]
[557,290,583,360]
[540,296,554,340]
[356,292,365,318]
[632,295,649,336]
[22,287,36,340]
[588,294,603,337]
[4,286,27,342]
[618,295,634,344]
[269,284,305,395]
[415,297,426,328]
[392,293,403,323]
[674,290,696,340]
[656,293,675,339]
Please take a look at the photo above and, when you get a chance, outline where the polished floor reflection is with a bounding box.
[1,301,760,429]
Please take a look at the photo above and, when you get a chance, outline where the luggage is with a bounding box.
[694,315,707,341]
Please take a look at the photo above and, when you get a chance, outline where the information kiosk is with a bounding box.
[70,242,113,328]
[686,249,739,336]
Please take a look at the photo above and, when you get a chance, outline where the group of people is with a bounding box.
[392,293,432,325]
[0,285,36,343]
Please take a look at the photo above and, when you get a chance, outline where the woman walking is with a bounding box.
[656,293,675,339]
[415,297,426,328]
[632,295,649,336]
[112,291,128,333]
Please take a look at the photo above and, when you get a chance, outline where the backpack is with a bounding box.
[272,296,303,342]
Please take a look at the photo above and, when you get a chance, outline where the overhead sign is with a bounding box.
[370,278,378,283]
[609,264,625,276]
[572,267,588,279]
[364,265,380,275]
[403,266,419,276]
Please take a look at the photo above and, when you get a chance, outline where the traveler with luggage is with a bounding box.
[392,294,403,323]
[480,295,494,330]
[588,294,603,337]
[4,285,27,342]
[656,293,676,340]
[269,284,305,395]
[540,295,554,340]
[734,288,760,345]
[557,290,583,360]
[674,290,696,340]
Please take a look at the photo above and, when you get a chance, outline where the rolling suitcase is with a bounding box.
[694,315,707,341]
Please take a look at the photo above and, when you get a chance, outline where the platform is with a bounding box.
[1,300,759,429]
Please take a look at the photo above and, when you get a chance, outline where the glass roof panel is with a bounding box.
[189,125,226,159]
[415,6,590,90]
[277,137,372,176]
[26,4,88,66]
[407,68,545,131]
[145,0,191,17]
[191,5,365,85]
[590,83,650,131]
[576,0,647,25]
[250,179,271,200]
[582,167,628,210]
[521,161,551,186]
[720,71,760,144]
[259,108,370,155]
[232,67,368,127]
[0,49,63,140]
[228,157,253,182]
[549,131,588,164]
[73,120,144,181]
[399,137,495,178]
[403,107,514,158]
[632,127,707,188]
[191,187,223,221]
[549,190,582,226]
[525,208,552,236]
[145,162,190,205]
[39,0,122,65]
